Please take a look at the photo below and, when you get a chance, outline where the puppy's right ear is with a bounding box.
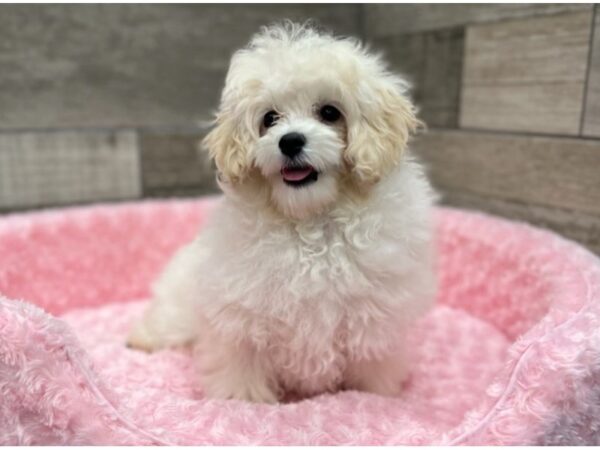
[201,110,252,184]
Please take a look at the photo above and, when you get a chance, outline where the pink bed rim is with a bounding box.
[1,197,599,445]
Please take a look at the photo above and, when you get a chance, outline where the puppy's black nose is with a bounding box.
[279,132,306,158]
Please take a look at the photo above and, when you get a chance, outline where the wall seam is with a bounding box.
[358,3,367,42]
[424,126,600,142]
[454,26,467,129]
[579,4,597,136]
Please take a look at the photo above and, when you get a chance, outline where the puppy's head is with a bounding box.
[203,22,420,219]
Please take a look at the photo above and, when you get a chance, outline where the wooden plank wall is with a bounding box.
[0,4,361,212]
[584,9,600,137]
[367,4,600,254]
[1,5,599,256]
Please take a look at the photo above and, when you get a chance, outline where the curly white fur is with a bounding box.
[127,22,437,403]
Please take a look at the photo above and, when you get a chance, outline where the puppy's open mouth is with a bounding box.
[281,165,319,187]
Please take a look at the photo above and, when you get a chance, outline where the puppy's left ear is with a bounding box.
[345,76,422,185]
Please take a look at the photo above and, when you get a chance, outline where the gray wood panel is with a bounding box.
[0,130,141,211]
[374,28,464,128]
[460,11,593,135]
[365,4,592,37]
[583,7,600,137]
[140,131,218,197]
[0,4,361,130]
[411,129,600,216]
[439,190,600,255]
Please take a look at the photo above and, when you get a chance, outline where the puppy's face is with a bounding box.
[203,24,420,219]
[253,83,348,220]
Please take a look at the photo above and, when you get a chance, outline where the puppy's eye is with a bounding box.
[319,105,341,123]
[263,110,279,128]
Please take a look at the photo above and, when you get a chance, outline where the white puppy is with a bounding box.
[127,22,437,403]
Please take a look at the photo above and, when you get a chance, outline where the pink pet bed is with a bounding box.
[1,197,599,445]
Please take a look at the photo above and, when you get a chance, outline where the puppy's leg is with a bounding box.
[196,331,279,403]
[127,242,201,351]
[344,349,409,397]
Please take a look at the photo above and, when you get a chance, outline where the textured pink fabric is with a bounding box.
[1,197,599,445]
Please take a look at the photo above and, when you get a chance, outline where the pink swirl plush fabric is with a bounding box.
[1,197,599,445]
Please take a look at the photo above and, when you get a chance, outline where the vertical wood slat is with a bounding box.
[0,130,141,210]
[460,11,593,135]
[374,28,464,128]
[583,7,600,137]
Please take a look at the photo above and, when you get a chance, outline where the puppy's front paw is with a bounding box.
[199,346,279,403]
[203,372,279,404]
[225,380,279,404]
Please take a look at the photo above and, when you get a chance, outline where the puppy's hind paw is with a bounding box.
[344,353,409,398]
[126,321,160,353]
[206,378,279,404]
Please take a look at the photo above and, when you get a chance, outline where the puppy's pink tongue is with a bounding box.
[282,167,313,181]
